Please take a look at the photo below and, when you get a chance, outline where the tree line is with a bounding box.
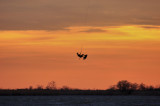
[31,80,160,91]
[109,80,158,91]
[0,80,160,96]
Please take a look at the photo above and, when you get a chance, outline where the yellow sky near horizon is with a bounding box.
[1,25,160,89]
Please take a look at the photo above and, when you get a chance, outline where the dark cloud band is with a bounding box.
[0,0,160,30]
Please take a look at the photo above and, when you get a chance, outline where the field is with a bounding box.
[0,96,160,106]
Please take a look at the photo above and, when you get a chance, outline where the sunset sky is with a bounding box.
[0,0,160,89]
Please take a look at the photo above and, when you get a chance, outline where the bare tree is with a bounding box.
[46,81,56,90]
[117,80,131,91]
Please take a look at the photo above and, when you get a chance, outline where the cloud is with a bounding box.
[141,26,160,29]
[80,28,107,33]
[0,0,160,30]
[29,36,55,41]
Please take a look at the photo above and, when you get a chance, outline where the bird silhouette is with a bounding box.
[77,52,88,60]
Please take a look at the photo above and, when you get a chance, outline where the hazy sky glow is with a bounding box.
[0,0,160,89]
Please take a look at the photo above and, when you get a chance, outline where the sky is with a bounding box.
[0,0,160,89]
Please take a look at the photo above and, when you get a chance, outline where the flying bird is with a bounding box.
[77,52,88,60]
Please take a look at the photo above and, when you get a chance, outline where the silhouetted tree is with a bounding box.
[36,85,43,90]
[156,85,160,90]
[61,86,71,90]
[29,86,33,90]
[147,85,154,90]
[108,85,117,90]
[130,83,138,91]
[46,81,56,90]
[117,80,131,91]
[139,83,146,90]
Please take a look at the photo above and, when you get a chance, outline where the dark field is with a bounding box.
[0,96,160,106]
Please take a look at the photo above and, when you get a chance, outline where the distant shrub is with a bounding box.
[36,85,43,90]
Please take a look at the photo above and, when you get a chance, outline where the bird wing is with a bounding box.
[83,55,88,60]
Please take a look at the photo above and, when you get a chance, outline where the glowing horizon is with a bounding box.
[1,25,160,89]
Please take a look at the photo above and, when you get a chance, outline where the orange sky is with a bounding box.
[1,0,160,89]
[1,25,160,89]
